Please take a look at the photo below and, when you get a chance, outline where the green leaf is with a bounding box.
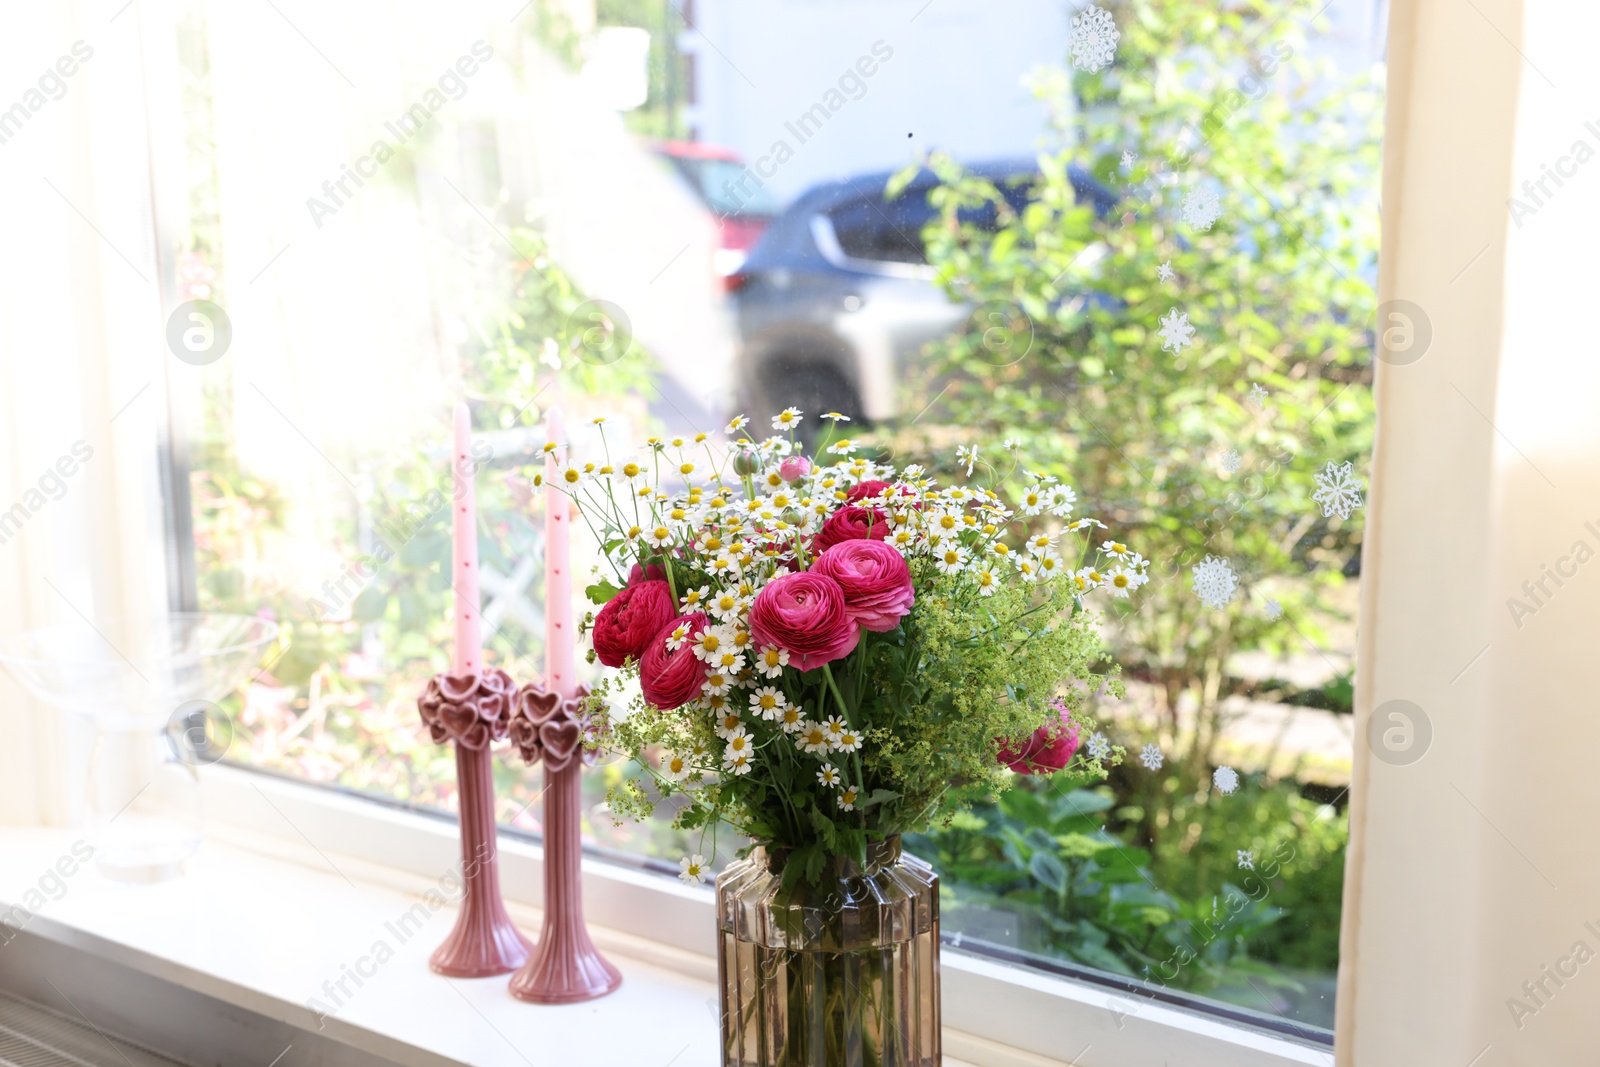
[1029,850,1068,894]
[585,578,622,605]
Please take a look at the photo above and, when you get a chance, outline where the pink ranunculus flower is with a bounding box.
[811,539,915,632]
[778,455,812,482]
[997,703,1081,774]
[748,572,860,671]
[812,505,889,553]
[639,612,711,710]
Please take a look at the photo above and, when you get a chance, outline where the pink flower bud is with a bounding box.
[778,455,812,482]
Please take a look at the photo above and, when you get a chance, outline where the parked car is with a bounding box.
[729,159,1116,427]
[651,140,780,289]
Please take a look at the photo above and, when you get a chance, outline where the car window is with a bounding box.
[828,194,938,264]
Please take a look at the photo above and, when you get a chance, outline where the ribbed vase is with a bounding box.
[428,742,532,976]
[716,836,940,1067]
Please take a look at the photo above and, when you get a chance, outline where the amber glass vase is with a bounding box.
[716,836,940,1067]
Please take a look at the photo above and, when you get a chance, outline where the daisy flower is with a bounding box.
[616,460,644,484]
[749,686,789,720]
[723,727,754,763]
[1035,555,1062,578]
[1026,532,1054,556]
[1065,518,1107,532]
[1106,567,1142,597]
[681,585,709,610]
[838,787,859,812]
[713,710,744,739]
[725,415,750,436]
[956,444,979,477]
[1017,558,1040,583]
[558,464,583,487]
[691,626,730,661]
[817,764,841,788]
[679,855,709,884]
[821,717,847,744]
[702,671,733,697]
[821,412,851,423]
[662,752,692,782]
[832,728,863,753]
[827,438,858,455]
[725,751,753,775]
[755,646,789,678]
[663,621,696,652]
[646,524,674,550]
[1019,484,1047,516]
[934,545,970,575]
[1046,485,1077,516]
[796,721,832,755]
[708,589,743,621]
[715,650,745,675]
[772,407,803,430]
[776,705,805,732]
[974,569,998,596]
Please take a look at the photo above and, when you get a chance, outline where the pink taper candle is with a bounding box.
[453,402,483,675]
[509,406,622,1003]
[428,402,533,978]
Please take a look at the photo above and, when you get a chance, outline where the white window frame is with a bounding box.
[206,763,1331,1067]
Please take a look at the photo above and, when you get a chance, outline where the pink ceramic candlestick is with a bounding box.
[428,403,533,978]
[509,406,622,1003]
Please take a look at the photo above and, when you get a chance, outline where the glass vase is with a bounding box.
[716,836,940,1067]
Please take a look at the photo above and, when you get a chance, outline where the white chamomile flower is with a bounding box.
[755,646,789,678]
[616,460,645,484]
[691,626,731,661]
[817,763,841,788]
[776,705,805,732]
[796,721,832,755]
[663,621,695,652]
[1019,484,1047,516]
[1035,555,1062,578]
[1101,540,1131,559]
[726,415,750,436]
[1106,567,1143,597]
[702,671,734,697]
[713,709,744,738]
[726,751,753,775]
[772,407,803,431]
[838,787,859,812]
[832,727,863,754]
[557,464,583,488]
[928,509,963,541]
[708,589,743,621]
[715,650,745,675]
[1045,485,1077,517]
[975,569,998,596]
[934,545,970,575]
[749,686,789,720]
[821,716,847,743]
[1017,558,1040,583]
[1213,766,1241,795]
[1237,850,1255,871]
[1138,743,1164,771]
[679,854,709,884]
[1066,518,1107,532]
[646,524,674,550]
[1026,532,1055,557]
[1087,732,1111,760]
[662,752,692,782]
[827,438,858,455]
[680,584,709,610]
[956,444,979,477]
[723,727,754,761]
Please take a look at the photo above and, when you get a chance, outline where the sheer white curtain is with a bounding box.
[1342,0,1600,1061]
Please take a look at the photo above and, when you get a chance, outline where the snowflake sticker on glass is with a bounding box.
[1138,743,1164,771]
[1213,766,1241,795]
[1181,185,1222,232]
[1191,554,1238,611]
[1158,308,1195,354]
[1312,460,1365,520]
[1070,5,1120,73]
[1220,449,1242,474]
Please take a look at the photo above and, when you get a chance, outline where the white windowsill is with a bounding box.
[0,765,1333,1067]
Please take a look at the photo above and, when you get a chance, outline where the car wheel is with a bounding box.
[757,361,862,445]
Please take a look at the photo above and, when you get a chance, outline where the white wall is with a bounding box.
[683,0,1073,203]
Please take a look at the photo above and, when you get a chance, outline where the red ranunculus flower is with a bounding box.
[997,707,1081,774]
[811,539,915,632]
[748,572,860,671]
[639,611,711,709]
[845,479,893,503]
[813,505,889,553]
[591,572,676,668]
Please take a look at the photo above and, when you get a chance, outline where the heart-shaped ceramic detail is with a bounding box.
[539,718,582,770]
[518,687,563,725]
[437,672,479,702]
[440,701,477,738]
[458,722,491,751]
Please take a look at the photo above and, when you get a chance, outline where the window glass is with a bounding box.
[171,0,1381,1035]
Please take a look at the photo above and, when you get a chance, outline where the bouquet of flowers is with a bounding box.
[550,409,1144,888]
